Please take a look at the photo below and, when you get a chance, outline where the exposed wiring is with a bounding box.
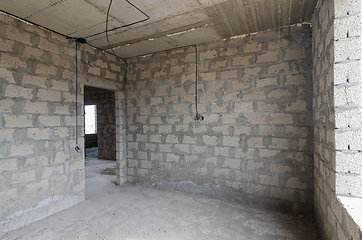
[84,0,150,39]
[194,45,204,121]
[75,41,81,153]
[105,0,149,71]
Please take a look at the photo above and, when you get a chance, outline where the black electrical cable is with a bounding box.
[74,41,81,153]
[105,0,149,71]
[84,0,150,39]
[194,45,203,121]
[105,0,131,70]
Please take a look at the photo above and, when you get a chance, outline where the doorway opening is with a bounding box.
[84,86,117,160]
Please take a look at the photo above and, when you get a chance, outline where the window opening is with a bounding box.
[85,105,97,134]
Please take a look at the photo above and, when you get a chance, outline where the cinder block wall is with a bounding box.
[313,0,362,239]
[126,25,314,215]
[84,86,116,160]
[0,12,126,235]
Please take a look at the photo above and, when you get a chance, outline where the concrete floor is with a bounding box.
[3,154,320,240]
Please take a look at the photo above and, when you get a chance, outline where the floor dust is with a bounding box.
[2,157,320,240]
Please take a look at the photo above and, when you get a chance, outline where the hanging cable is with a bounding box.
[84,0,150,39]
[74,41,81,153]
[105,0,149,71]
[194,45,204,121]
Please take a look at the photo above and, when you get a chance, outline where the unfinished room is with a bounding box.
[0,0,361,239]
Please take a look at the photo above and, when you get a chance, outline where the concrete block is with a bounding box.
[268,39,290,50]
[286,177,308,190]
[200,50,217,60]
[0,54,27,69]
[223,136,239,147]
[247,137,264,148]
[258,125,277,136]
[268,62,290,75]
[270,138,289,150]
[221,70,238,79]
[4,115,33,128]
[222,92,239,102]
[244,114,267,124]
[42,165,63,179]
[260,175,279,186]
[270,163,291,174]
[259,149,280,158]
[334,61,361,84]
[203,136,217,145]
[69,160,84,172]
[36,64,58,76]
[285,100,308,112]
[220,47,237,57]
[232,56,252,66]
[1,158,17,173]
[54,151,69,163]
[221,113,238,124]
[24,102,48,114]
[37,89,62,102]
[234,102,253,113]
[136,134,147,142]
[284,48,306,61]
[155,88,167,97]
[166,153,179,162]
[137,151,147,160]
[256,52,278,63]
[243,67,261,78]
[12,171,36,184]
[211,103,228,113]
[5,84,33,99]
[268,89,291,98]
[38,38,59,54]
[166,135,179,144]
[224,158,241,169]
[0,39,15,53]
[247,160,264,171]
[334,15,361,40]
[235,148,254,158]
[149,117,162,124]
[244,42,262,53]
[242,90,266,101]
[336,173,362,197]
[51,80,69,91]
[285,74,307,86]
[0,99,14,112]
[38,116,61,127]
[0,67,16,83]
[334,38,362,62]
[334,0,362,18]
[28,128,49,140]
[256,102,279,112]
[269,113,294,124]
[336,151,362,174]
[256,77,278,88]
[23,45,43,60]
[0,188,17,203]
[210,60,227,70]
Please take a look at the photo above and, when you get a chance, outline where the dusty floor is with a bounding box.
[3,152,320,240]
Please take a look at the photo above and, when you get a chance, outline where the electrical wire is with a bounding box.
[74,41,81,153]
[194,45,203,121]
[105,0,149,71]
[84,0,150,39]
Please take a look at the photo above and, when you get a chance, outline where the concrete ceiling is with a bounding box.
[0,0,317,58]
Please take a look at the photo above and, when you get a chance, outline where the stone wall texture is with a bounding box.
[0,12,126,235]
[84,86,116,160]
[313,0,362,239]
[126,25,314,215]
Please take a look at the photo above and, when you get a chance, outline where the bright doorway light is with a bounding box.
[85,105,97,134]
